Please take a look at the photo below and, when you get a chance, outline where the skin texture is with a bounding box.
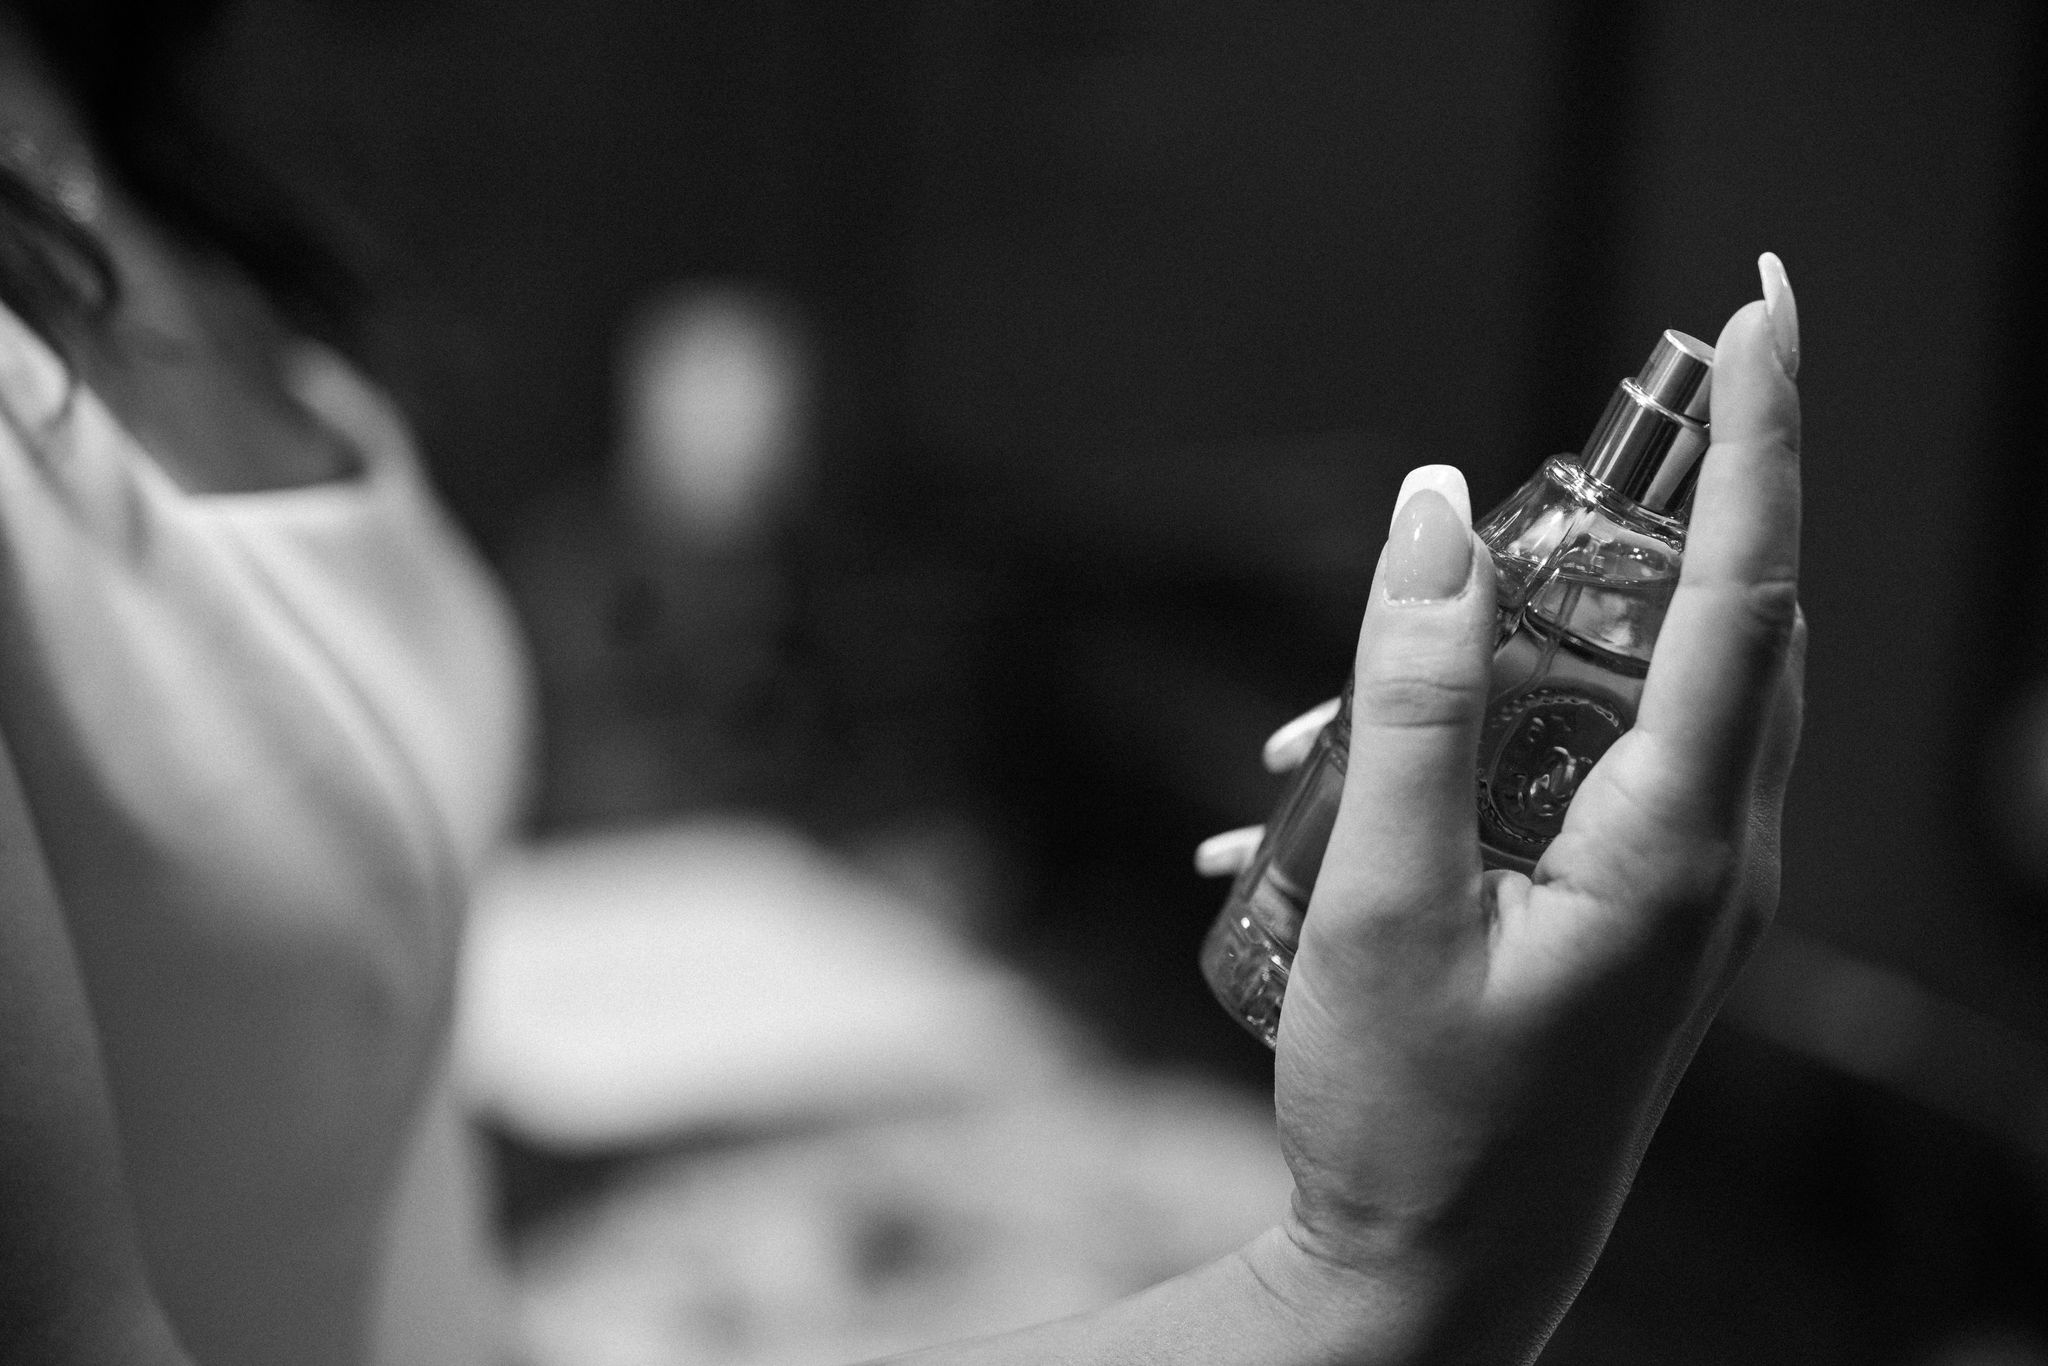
[0,16,1803,1360]
[1265,297,1803,1361]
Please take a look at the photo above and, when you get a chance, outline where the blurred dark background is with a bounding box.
[175,1,2048,1361]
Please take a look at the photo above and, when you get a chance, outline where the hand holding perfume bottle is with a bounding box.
[1189,259,1801,1360]
[1204,317,1720,1044]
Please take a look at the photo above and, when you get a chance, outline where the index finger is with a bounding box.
[1627,262,1802,834]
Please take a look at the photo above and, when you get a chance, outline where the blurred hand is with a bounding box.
[1216,275,1803,1359]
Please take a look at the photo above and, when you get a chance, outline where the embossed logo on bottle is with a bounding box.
[1477,688,1626,857]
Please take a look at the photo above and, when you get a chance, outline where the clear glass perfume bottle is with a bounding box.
[1201,330,1714,1047]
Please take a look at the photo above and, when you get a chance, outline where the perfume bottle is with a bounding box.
[1201,330,1713,1047]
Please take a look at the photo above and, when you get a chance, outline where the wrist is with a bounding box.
[1232,1224,1454,1366]
[1240,1199,1587,1366]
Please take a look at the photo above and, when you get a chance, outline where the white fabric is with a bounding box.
[457,818,1081,1149]
[0,305,532,892]
[0,299,532,1366]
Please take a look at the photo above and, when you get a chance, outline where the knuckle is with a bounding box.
[1740,578,1801,646]
[1353,669,1486,731]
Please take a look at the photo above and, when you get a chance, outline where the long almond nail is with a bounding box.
[1383,488,1472,603]
[1759,252,1800,379]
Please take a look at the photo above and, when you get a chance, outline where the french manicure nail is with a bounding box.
[1759,251,1800,379]
[1388,463,1472,533]
[1383,487,1472,603]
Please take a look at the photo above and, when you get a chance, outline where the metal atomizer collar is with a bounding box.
[1579,329,1715,517]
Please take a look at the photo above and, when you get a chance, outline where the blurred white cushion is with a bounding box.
[454,819,1080,1150]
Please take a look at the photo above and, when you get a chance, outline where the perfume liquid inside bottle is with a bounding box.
[1202,331,1711,1047]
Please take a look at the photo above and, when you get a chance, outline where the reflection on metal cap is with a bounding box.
[1635,329,1714,421]
[1580,329,1715,516]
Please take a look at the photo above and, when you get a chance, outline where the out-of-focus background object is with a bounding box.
[454,821,1076,1149]
[174,1,2048,1362]
[615,285,811,554]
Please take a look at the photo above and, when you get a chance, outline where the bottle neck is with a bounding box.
[1578,378,1708,517]
[1534,454,1689,541]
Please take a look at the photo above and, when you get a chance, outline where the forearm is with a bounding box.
[867,1067,1686,1366]
[869,1226,1478,1366]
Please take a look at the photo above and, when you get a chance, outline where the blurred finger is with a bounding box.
[1752,607,1807,813]
[1737,606,1807,897]
[1194,825,1263,877]
[1262,697,1341,773]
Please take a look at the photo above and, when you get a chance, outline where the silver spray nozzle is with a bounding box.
[1579,328,1714,516]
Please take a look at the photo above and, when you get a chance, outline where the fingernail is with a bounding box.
[1261,696,1342,772]
[1194,826,1263,877]
[1383,487,1472,603]
[1759,252,1799,379]
[1388,463,1472,532]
